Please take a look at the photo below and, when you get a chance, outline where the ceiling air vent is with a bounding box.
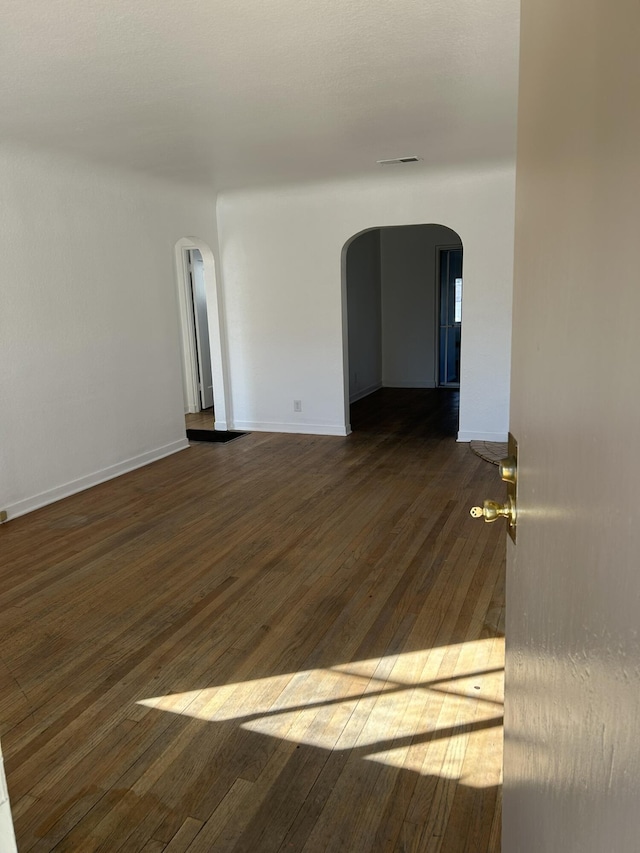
[376,156,422,165]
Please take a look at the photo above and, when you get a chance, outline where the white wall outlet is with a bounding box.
[293,400,302,412]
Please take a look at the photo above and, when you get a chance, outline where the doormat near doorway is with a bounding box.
[186,429,247,443]
[469,440,508,466]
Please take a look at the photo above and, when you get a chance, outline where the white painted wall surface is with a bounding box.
[217,166,515,439]
[346,230,382,402]
[0,144,217,519]
[0,743,17,853]
[380,225,461,389]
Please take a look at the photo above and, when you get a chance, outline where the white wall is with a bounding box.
[0,144,218,519]
[380,224,461,389]
[217,165,515,439]
[0,743,16,853]
[346,229,382,402]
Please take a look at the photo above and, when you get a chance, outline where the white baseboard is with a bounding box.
[457,431,508,443]
[4,439,190,521]
[233,421,349,437]
[350,380,439,402]
[213,420,228,431]
[383,380,437,389]
[349,382,383,404]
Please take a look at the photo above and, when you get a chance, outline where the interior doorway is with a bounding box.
[342,223,463,431]
[175,237,230,432]
[437,246,463,387]
[188,249,214,411]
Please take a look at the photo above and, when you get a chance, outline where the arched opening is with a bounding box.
[174,237,230,432]
[341,224,463,434]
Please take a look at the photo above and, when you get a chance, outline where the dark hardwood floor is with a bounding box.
[0,389,505,852]
[185,408,215,431]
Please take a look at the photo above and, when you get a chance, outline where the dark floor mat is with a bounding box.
[186,429,247,443]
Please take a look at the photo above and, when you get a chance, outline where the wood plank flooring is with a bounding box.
[0,389,505,852]
[185,409,215,431]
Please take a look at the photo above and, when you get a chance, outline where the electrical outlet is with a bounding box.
[0,511,7,524]
[293,400,302,412]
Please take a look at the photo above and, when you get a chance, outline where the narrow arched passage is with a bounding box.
[174,237,230,431]
[342,223,463,433]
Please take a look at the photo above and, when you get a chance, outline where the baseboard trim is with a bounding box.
[382,380,437,389]
[4,439,190,521]
[349,382,383,404]
[213,420,228,431]
[457,431,509,443]
[233,421,348,437]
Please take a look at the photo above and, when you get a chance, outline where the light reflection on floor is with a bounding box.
[138,638,504,789]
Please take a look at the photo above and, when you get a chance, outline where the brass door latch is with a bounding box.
[470,433,518,542]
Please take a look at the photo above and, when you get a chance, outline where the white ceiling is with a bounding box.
[1,0,520,190]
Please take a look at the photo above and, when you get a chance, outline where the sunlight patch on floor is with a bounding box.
[138,638,504,788]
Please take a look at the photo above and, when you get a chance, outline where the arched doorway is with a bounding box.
[174,237,230,431]
[341,223,463,432]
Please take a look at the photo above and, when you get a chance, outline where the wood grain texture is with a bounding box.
[185,409,215,431]
[0,389,505,852]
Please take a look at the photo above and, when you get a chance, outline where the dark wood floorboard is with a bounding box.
[185,409,214,432]
[0,389,505,852]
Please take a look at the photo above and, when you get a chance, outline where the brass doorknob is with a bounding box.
[470,435,518,541]
[470,497,516,525]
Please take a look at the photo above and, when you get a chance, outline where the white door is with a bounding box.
[189,249,214,411]
[502,0,640,850]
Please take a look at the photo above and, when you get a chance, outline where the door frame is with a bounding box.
[174,237,230,430]
[188,249,214,410]
[341,227,465,434]
[178,247,201,412]
[434,243,463,389]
